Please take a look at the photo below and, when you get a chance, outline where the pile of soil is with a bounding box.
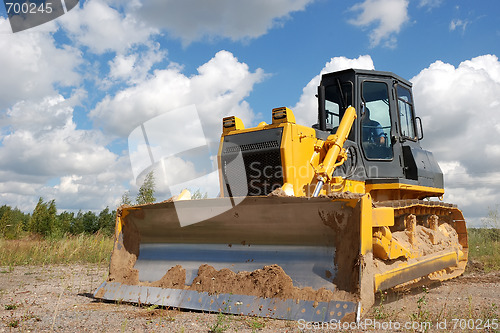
[392,222,462,256]
[373,221,463,277]
[187,264,355,302]
[109,255,356,303]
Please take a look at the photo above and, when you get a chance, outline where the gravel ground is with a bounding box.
[0,264,499,332]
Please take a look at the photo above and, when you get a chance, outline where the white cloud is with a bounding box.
[0,95,116,176]
[412,55,500,224]
[58,0,158,54]
[90,51,266,200]
[0,93,126,211]
[292,55,375,126]
[107,42,166,85]
[134,0,313,45]
[349,0,409,48]
[450,19,468,32]
[418,0,443,9]
[91,50,265,141]
[0,18,82,110]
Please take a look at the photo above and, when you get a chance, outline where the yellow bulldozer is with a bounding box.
[95,69,468,322]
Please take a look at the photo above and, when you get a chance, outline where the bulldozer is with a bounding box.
[95,69,468,323]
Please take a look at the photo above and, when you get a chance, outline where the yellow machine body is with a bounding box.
[220,106,365,198]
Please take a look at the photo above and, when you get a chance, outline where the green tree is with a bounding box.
[483,206,500,242]
[71,210,85,234]
[136,171,156,205]
[2,207,27,239]
[97,207,115,235]
[0,206,12,238]
[29,198,57,237]
[192,189,208,200]
[82,211,98,234]
[55,211,74,237]
[70,210,97,234]
[121,190,132,205]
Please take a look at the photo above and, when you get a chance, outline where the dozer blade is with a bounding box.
[95,194,374,322]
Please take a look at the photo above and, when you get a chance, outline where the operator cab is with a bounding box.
[315,69,443,197]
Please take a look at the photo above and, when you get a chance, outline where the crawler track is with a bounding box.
[374,199,469,286]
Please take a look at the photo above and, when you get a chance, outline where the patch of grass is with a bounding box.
[120,318,128,333]
[410,286,430,325]
[467,228,500,272]
[373,290,390,320]
[4,303,18,310]
[8,319,19,328]
[208,312,230,333]
[0,265,13,274]
[245,317,266,332]
[480,303,499,322]
[145,304,159,312]
[0,233,113,266]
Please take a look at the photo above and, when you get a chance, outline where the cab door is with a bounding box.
[358,77,405,180]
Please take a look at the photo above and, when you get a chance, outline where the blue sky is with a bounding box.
[0,0,499,227]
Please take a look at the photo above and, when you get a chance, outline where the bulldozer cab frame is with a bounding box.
[317,69,444,201]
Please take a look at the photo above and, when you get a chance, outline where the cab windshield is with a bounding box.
[324,81,354,140]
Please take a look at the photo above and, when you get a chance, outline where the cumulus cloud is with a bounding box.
[90,51,265,197]
[349,0,409,48]
[107,42,166,85]
[0,94,126,211]
[292,55,375,126]
[0,18,81,110]
[0,95,116,176]
[91,50,265,140]
[58,0,158,54]
[134,0,313,44]
[412,55,500,225]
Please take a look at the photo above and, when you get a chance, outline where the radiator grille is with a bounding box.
[221,129,284,197]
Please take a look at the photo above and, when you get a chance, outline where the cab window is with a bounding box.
[361,81,393,160]
[397,85,416,139]
[324,81,354,141]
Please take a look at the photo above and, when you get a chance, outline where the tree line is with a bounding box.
[0,199,116,239]
[0,171,158,240]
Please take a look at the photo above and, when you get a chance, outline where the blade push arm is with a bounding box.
[312,106,357,197]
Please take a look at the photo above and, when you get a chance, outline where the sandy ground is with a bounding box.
[0,263,499,332]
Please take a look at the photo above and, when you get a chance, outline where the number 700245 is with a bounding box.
[5,2,53,14]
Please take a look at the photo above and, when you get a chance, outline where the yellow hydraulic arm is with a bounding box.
[312,106,357,197]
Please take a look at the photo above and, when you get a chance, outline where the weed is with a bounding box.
[208,312,230,333]
[245,317,266,332]
[410,286,430,326]
[467,295,474,319]
[8,319,19,328]
[0,265,13,274]
[481,303,499,321]
[373,290,390,320]
[435,300,448,322]
[146,304,159,312]
[4,303,18,310]
[120,318,128,332]
[21,310,41,322]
